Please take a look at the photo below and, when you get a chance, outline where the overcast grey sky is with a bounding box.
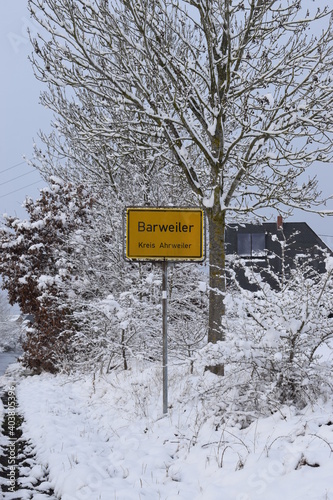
[0,1,52,220]
[1,1,333,249]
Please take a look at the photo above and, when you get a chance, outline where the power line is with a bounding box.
[0,181,44,199]
[0,170,35,187]
[0,161,27,174]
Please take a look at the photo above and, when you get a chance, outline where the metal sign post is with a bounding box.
[162,260,168,414]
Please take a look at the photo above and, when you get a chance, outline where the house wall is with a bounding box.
[225,222,330,290]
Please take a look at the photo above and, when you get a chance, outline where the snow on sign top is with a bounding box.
[125,207,205,261]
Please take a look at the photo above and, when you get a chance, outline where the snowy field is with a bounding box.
[1,361,333,500]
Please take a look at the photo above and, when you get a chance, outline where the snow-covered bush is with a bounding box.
[218,251,333,422]
[192,249,333,427]
[66,234,208,372]
[168,263,208,365]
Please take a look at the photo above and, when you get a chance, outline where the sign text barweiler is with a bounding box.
[125,207,204,261]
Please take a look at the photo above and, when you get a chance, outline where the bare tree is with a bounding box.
[28,0,333,353]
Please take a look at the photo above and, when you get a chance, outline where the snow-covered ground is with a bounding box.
[1,361,333,500]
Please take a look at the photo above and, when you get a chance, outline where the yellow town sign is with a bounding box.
[125,207,205,261]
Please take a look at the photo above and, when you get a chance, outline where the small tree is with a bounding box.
[0,178,94,372]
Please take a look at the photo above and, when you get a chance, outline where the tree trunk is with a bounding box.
[206,197,226,375]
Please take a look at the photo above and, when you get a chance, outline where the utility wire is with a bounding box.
[0,170,35,187]
[0,181,43,199]
[0,161,27,174]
